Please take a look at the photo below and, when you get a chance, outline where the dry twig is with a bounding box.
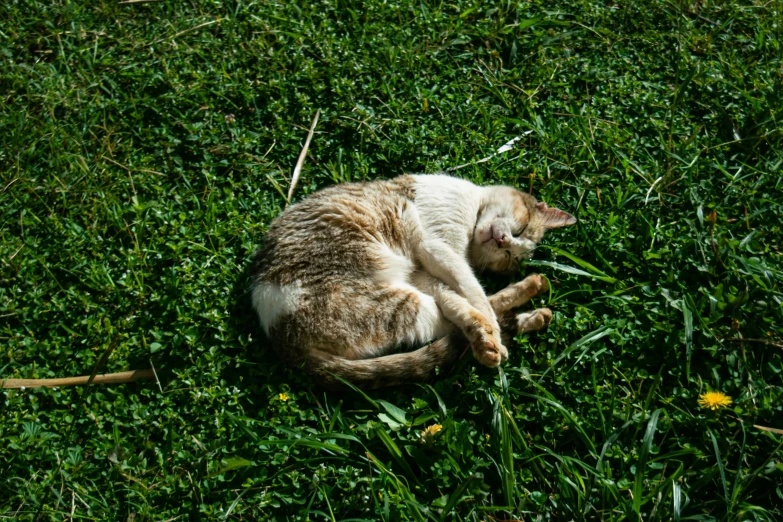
[2,369,154,389]
[287,110,321,205]
[724,337,783,349]
[754,425,783,435]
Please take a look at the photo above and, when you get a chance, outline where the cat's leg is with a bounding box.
[325,284,453,361]
[308,305,549,391]
[491,274,553,337]
[402,285,456,346]
[414,238,497,321]
[514,308,553,333]
[410,271,553,366]
[412,240,506,363]
[489,273,549,314]
[399,205,503,356]
[411,271,506,367]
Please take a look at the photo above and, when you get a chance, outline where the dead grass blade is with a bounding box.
[287,110,321,205]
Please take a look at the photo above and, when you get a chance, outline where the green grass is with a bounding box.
[1,0,782,520]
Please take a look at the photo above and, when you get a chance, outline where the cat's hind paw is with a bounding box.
[516,307,553,333]
[524,273,549,298]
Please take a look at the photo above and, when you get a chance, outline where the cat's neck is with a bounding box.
[411,174,484,248]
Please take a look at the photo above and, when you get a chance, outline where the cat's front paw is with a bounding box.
[465,311,506,367]
[471,331,505,368]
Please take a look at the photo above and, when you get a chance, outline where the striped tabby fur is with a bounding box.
[250,174,575,389]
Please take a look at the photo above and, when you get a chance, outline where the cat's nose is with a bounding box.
[493,231,509,247]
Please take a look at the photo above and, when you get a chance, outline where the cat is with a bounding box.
[250,174,576,389]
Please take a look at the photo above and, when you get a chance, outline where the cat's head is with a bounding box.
[470,186,576,272]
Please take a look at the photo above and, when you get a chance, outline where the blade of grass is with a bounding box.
[502,403,550,487]
[585,420,632,517]
[683,299,693,381]
[320,485,337,522]
[734,439,783,509]
[402,499,440,522]
[673,481,683,522]
[596,420,633,474]
[634,409,663,515]
[440,473,482,520]
[424,384,448,420]
[540,325,614,382]
[327,371,379,409]
[222,488,249,521]
[709,429,730,506]
[642,461,684,506]
[542,245,618,275]
[258,438,348,454]
[525,260,617,283]
[730,421,747,510]
[226,412,260,442]
[518,392,597,457]
[490,391,516,512]
[315,432,363,444]
[366,451,427,522]
[374,426,420,486]
[643,364,664,412]
[592,361,607,436]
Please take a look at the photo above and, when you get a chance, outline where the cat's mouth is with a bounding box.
[482,225,499,246]
[482,225,517,253]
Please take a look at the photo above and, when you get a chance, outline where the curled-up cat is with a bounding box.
[250,174,575,389]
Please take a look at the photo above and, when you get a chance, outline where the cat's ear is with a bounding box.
[536,201,576,229]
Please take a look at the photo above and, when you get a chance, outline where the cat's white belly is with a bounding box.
[372,243,452,346]
[373,243,415,285]
[252,281,303,334]
[409,290,452,343]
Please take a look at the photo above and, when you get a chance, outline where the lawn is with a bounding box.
[1,0,782,520]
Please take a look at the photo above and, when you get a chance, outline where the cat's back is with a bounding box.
[251,176,416,287]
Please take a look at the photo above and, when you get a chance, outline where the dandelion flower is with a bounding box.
[698,391,732,410]
[420,424,443,443]
[278,392,289,402]
[424,424,442,436]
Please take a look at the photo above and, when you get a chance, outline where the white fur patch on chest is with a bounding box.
[411,174,481,249]
[252,281,303,334]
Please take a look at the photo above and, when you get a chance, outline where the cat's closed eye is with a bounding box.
[512,224,527,238]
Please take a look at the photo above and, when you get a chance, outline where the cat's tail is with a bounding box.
[306,333,468,390]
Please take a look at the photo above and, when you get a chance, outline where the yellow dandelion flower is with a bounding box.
[425,424,442,435]
[698,391,732,410]
[420,424,443,442]
[278,392,289,402]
